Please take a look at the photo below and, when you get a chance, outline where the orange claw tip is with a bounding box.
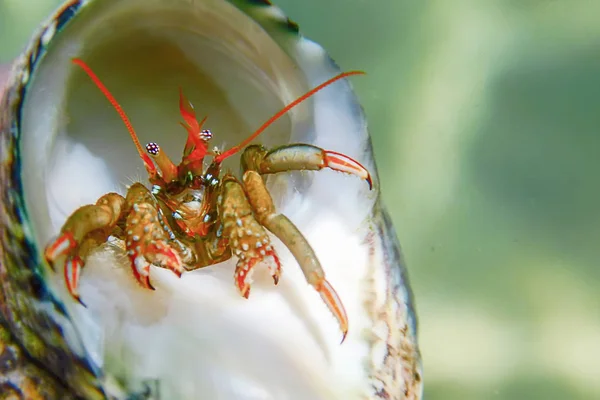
[323,150,372,189]
[44,256,56,271]
[64,255,83,303]
[237,284,251,299]
[236,280,251,299]
[73,296,87,308]
[172,270,183,278]
[365,173,373,191]
[340,328,348,345]
[133,272,155,291]
[316,279,349,345]
[142,278,156,291]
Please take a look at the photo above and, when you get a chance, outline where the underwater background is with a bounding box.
[1,1,599,399]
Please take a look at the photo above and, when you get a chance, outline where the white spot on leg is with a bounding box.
[134,256,150,277]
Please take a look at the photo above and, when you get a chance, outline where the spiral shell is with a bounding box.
[0,0,422,398]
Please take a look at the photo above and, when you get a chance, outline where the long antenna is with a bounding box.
[214,70,365,163]
[71,58,156,174]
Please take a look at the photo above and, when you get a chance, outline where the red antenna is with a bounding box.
[214,70,365,163]
[71,58,156,176]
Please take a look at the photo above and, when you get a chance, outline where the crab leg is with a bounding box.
[219,176,281,298]
[241,144,373,189]
[45,184,191,301]
[242,170,349,342]
[44,193,126,302]
[124,183,188,289]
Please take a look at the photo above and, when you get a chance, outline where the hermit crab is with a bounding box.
[45,58,372,341]
[0,0,422,399]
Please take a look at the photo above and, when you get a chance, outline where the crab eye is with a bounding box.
[145,142,160,156]
[200,129,212,142]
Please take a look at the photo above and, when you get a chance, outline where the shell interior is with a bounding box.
[15,0,401,398]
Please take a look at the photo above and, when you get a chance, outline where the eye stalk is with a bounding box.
[145,142,178,182]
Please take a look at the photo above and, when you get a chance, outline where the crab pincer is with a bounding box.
[124,183,185,289]
[241,144,373,190]
[219,176,282,298]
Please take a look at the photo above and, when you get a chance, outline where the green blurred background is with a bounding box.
[2,1,599,399]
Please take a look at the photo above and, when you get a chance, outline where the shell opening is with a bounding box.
[14,1,386,398]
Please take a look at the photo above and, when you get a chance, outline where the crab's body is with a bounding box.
[45,60,371,340]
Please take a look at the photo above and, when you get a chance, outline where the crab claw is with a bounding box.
[314,278,349,343]
[245,144,373,190]
[126,240,184,290]
[146,242,184,278]
[46,232,86,306]
[130,254,155,290]
[268,253,282,285]
[64,255,85,306]
[44,231,77,269]
[323,150,373,190]
[234,259,255,299]
[234,250,282,299]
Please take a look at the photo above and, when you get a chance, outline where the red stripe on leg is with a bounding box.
[45,232,77,264]
[64,256,85,306]
[323,151,372,189]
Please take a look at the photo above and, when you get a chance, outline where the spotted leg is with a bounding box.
[242,170,349,342]
[219,176,282,298]
[241,144,372,189]
[122,183,190,289]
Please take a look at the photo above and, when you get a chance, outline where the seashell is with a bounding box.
[0,0,422,399]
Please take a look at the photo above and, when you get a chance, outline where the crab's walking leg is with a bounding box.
[44,193,126,302]
[124,183,189,289]
[242,170,349,342]
[241,144,373,189]
[219,176,281,298]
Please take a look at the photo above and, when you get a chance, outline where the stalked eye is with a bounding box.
[145,142,160,156]
[200,129,212,142]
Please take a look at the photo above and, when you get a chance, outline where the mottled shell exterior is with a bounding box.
[0,0,422,399]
